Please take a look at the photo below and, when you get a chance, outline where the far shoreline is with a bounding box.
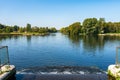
[0,32,50,36]
[98,33,120,36]
[1,32,120,36]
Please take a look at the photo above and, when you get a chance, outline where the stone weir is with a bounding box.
[15,74,107,80]
[108,47,120,79]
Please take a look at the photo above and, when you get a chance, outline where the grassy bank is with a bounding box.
[0,32,50,36]
[98,33,120,36]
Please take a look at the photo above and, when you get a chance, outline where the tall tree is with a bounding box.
[69,22,81,35]
[26,23,31,32]
[83,18,98,34]
[5,26,11,33]
[49,27,57,33]
[60,22,81,35]
[13,25,19,32]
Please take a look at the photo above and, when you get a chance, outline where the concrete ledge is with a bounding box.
[15,74,107,80]
[0,65,16,80]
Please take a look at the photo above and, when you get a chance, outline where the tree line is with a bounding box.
[60,18,120,35]
[0,23,57,33]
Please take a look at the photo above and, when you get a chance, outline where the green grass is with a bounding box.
[0,32,50,36]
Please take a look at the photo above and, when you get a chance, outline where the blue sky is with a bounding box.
[0,0,120,29]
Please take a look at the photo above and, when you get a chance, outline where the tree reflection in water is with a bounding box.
[67,34,120,56]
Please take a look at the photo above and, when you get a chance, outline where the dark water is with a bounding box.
[0,33,119,80]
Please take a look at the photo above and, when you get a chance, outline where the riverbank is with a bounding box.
[98,33,120,36]
[1,32,120,36]
[78,33,120,36]
[0,32,50,36]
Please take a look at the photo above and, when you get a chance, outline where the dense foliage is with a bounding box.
[0,23,57,33]
[60,18,120,35]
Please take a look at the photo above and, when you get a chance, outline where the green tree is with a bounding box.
[26,23,31,32]
[0,29,3,33]
[98,18,106,34]
[69,22,81,35]
[31,26,39,32]
[60,27,69,34]
[83,18,98,34]
[60,22,81,35]
[49,27,57,33]
[5,26,11,33]
[39,27,46,33]
[13,25,19,32]
[19,27,25,32]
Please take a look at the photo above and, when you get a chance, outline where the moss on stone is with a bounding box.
[108,70,120,80]
[115,65,120,68]
[0,70,3,75]
[108,71,113,78]
[116,77,120,80]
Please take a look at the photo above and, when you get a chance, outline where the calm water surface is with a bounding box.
[0,33,119,79]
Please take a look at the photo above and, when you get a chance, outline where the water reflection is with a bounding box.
[13,35,19,40]
[26,36,31,46]
[82,35,105,53]
[0,35,11,41]
[50,33,56,36]
[0,34,120,53]
[0,35,20,41]
[0,34,120,54]
[68,35,81,47]
[0,35,20,44]
[67,35,120,50]
[66,35,104,55]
